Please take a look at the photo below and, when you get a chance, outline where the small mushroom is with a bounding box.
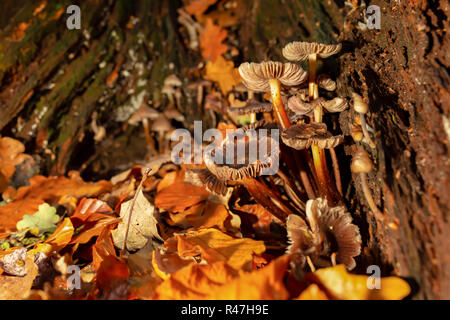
[228,99,273,115]
[187,79,212,108]
[351,147,384,221]
[151,114,173,153]
[286,198,361,270]
[352,92,375,148]
[90,111,106,142]
[317,74,337,91]
[238,61,308,129]
[163,75,182,109]
[185,169,228,196]
[287,96,348,119]
[128,104,160,154]
[281,123,344,150]
[351,124,363,142]
[164,107,185,122]
[282,41,341,121]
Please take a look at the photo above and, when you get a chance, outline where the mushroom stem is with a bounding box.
[248,91,256,123]
[311,145,332,198]
[359,172,384,221]
[329,147,343,195]
[308,53,317,100]
[157,132,164,154]
[359,113,376,148]
[269,78,291,129]
[142,118,157,154]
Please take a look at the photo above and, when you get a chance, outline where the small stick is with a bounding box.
[121,168,151,255]
[329,147,343,195]
[306,256,316,272]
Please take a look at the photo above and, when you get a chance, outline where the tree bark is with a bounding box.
[0,0,448,299]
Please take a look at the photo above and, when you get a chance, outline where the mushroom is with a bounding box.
[287,96,348,118]
[163,107,185,122]
[151,114,173,153]
[281,123,344,150]
[185,169,228,196]
[238,61,308,129]
[316,73,337,91]
[228,99,273,115]
[128,104,160,154]
[351,124,364,142]
[286,198,361,270]
[351,147,384,221]
[352,92,376,148]
[187,79,212,108]
[90,111,106,142]
[162,74,182,109]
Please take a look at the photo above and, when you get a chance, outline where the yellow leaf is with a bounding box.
[295,284,329,300]
[205,55,241,94]
[309,265,411,300]
[175,228,265,271]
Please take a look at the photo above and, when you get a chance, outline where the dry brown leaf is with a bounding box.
[112,188,161,251]
[200,18,228,62]
[308,265,411,300]
[205,55,242,94]
[168,202,230,231]
[152,254,290,299]
[0,253,38,300]
[45,218,74,251]
[155,181,210,213]
[174,228,265,270]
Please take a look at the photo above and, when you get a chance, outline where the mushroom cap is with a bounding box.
[287,97,348,116]
[286,214,314,255]
[164,108,185,122]
[351,148,373,173]
[352,92,369,114]
[151,114,172,132]
[281,122,344,150]
[306,198,361,270]
[185,169,228,196]
[282,41,342,61]
[229,99,273,115]
[164,74,182,87]
[204,130,279,181]
[128,105,160,125]
[238,61,308,92]
[317,74,337,91]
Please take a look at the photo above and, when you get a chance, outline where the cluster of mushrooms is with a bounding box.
[183,41,382,273]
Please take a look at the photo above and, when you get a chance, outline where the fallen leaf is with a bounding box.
[16,203,59,236]
[184,0,218,16]
[0,137,33,192]
[155,181,210,213]
[308,265,411,300]
[152,248,193,280]
[0,198,44,232]
[205,55,242,94]
[235,204,281,236]
[168,202,230,231]
[152,254,290,299]
[174,228,265,270]
[112,188,161,251]
[156,170,184,192]
[200,18,228,62]
[44,218,74,251]
[92,225,117,271]
[295,284,329,300]
[0,252,38,300]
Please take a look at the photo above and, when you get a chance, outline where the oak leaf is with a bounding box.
[200,19,227,62]
[205,55,242,94]
[16,203,59,236]
[308,265,411,300]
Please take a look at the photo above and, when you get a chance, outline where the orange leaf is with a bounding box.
[184,0,218,16]
[45,218,74,251]
[205,55,242,94]
[200,19,227,62]
[174,228,265,270]
[92,225,117,271]
[295,284,329,300]
[0,198,44,232]
[308,265,411,300]
[155,182,210,212]
[152,254,291,299]
[168,202,230,231]
[156,170,184,192]
[0,137,33,192]
[152,249,193,280]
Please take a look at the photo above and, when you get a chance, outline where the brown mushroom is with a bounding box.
[238,61,308,129]
[163,74,182,109]
[164,107,185,122]
[151,114,173,153]
[185,169,228,196]
[128,104,160,153]
[351,147,384,221]
[286,198,361,270]
[317,73,337,91]
[228,99,273,115]
[188,79,212,108]
[352,92,375,148]
[281,123,344,150]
